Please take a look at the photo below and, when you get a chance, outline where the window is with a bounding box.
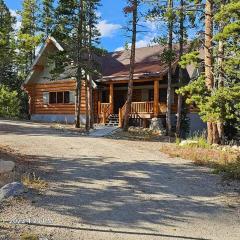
[159,88,167,102]
[57,92,63,103]
[64,91,70,103]
[148,88,174,103]
[48,91,73,104]
[49,92,57,104]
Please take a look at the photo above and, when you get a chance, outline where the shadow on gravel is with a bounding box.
[21,153,228,233]
[1,221,210,240]
[0,121,86,138]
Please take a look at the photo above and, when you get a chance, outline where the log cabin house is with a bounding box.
[23,37,206,133]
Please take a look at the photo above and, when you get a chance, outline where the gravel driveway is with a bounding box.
[0,119,239,240]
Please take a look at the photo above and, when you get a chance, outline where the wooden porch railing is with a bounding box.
[131,101,154,113]
[118,102,169,128]
[98,102,111,124]
[98,101,170,127]
[119,101,154,127]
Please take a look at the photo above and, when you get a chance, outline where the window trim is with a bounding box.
[47,91,74,105]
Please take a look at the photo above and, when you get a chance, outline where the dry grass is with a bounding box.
[109,129,174,142]
[20,232,39,240]
[160,144,240,180]
[21,172,48,190]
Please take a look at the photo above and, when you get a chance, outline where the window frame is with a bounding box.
[47,91,73,105]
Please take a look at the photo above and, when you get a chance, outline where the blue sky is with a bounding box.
[5,0,158,52]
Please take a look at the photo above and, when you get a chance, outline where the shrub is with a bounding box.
[21,172,48,190]
[0,84,20,118]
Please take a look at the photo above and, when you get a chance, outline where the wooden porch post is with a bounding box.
[154,80,159,117]
[109,83,114,114]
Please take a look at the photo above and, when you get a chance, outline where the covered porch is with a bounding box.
[97,78,178,127]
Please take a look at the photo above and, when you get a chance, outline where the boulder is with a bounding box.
[0,182,25,202]
[179,140,199,147]
[149,118,166,135]
[0,160,15,174]
[0,160,15,187]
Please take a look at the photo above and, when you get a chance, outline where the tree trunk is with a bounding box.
[85,78,90,131]
[75,86,80,128]
[166,0,173,136]
[89,75,94,129]
[207,122,213,144]
[176,0,184,138]
[75,0,84,128]
[123,0,138,131]
[217,13,225,144]
[205,0,220,144]
[205,0,214,91]
[88,7,94,129]
[217,37,225,143]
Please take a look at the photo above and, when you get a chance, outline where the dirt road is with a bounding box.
[0,120,239,240]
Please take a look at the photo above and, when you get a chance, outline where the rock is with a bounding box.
[231,145,240,152]
[0,160,15,187]
[0,160,15,174]
[179,140,199,147]
[0,182,25,202]
[149,118,166,135]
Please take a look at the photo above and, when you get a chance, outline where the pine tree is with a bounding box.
[53,0,102,129]
[18,0,41,77]
[176,0,185,138]
[214,0,240,81]
[85,0,101,129]
[175,0,203,138]
[146,0,176,136]
[178,0,240,144]
[166,0,174,136]
[123,0,139,131]
[41,0,54,37]
[0,0,16,88]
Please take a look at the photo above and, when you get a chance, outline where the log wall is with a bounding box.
[25,80,86,115]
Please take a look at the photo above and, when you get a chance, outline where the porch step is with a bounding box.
[105,114,119,127]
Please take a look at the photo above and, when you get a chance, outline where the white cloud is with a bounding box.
[115,33,157,52]
[10,9,21,31]
[115,46,125,51]
[114,18,160,52]
[97,20,121,37]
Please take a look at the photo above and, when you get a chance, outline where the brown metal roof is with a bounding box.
[99,45,183,81]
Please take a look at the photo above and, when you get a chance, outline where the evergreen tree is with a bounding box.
[166,0,174,136]
[85,0,101,129]
[146,0,176,136]
[41,0,54,37]
[214,0,240,82]
[53,0,102,129]
[123,0,139,131]
[17,0,42,77]
[0,0,16,88]
[178,0,240,144]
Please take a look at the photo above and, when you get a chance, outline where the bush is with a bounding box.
[179,133,211,148]
[0,84,20,118]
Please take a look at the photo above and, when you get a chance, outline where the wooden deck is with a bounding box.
[98,101,172,127]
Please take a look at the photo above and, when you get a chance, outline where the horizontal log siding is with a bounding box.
[25,80,86,115]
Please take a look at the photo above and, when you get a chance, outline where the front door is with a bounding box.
[114,90,127,114]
